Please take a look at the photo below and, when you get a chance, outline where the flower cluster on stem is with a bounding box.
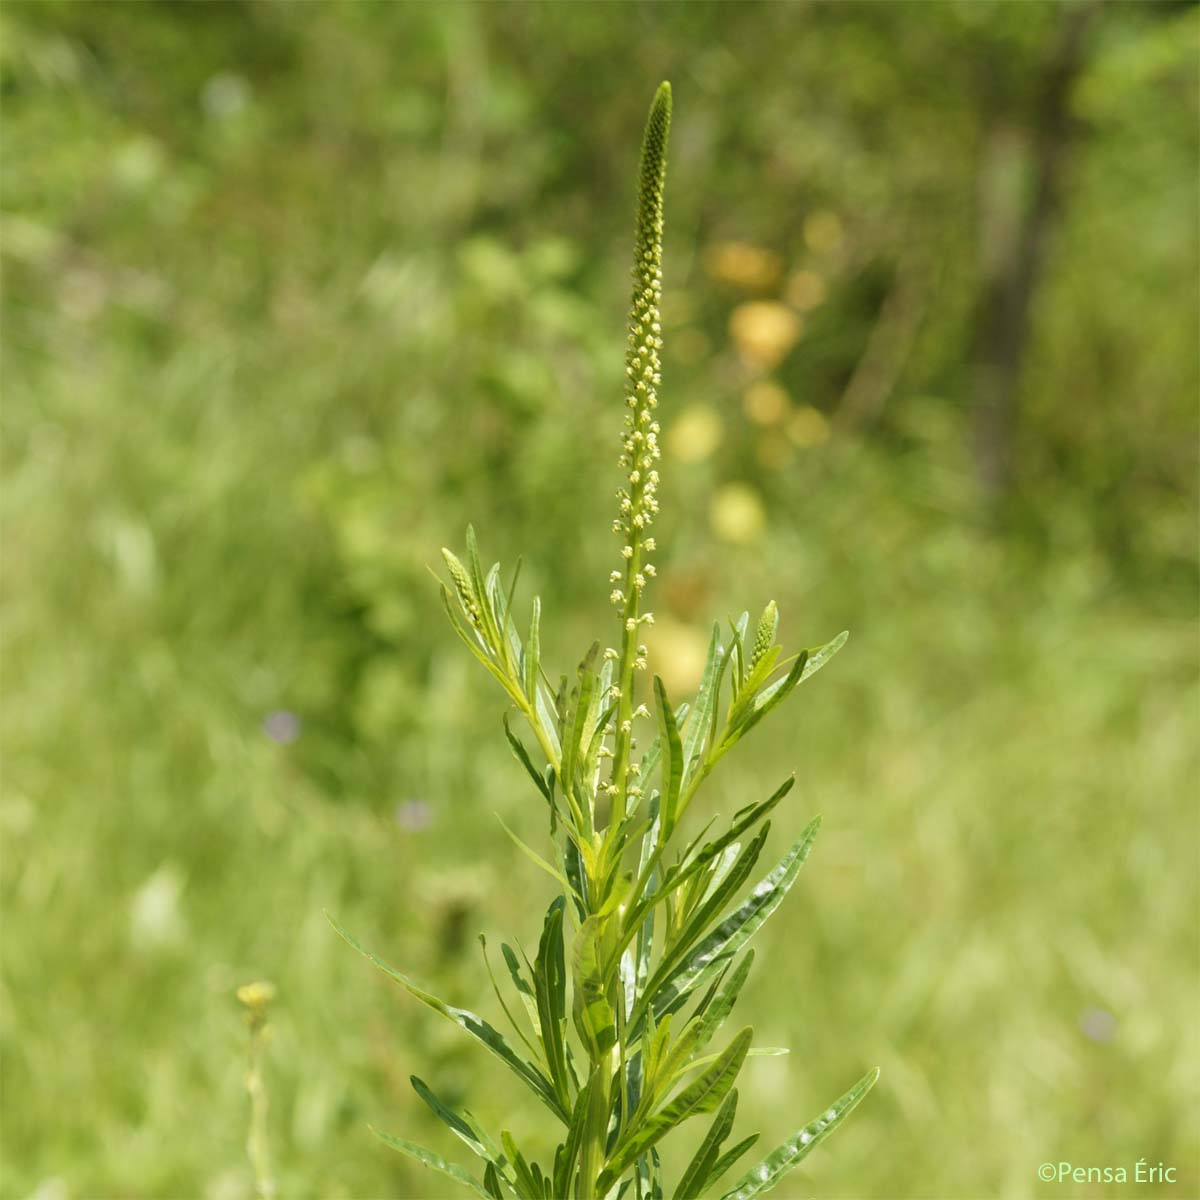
[607,82,670,812]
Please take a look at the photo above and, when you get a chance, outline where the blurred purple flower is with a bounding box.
[394,800,432,832]
[1078,1007,1116,1043]
[263,710,301,744]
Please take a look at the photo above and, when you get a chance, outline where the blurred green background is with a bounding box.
[2,3,1197,1198]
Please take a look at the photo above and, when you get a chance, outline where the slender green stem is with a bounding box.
[237,983,276,1200]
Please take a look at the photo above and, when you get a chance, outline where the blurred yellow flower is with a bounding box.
[237,980,276,1015]
[710,483,766,544]
[642,616,710,696]
[743,380,791,426]
[803,210,845,256]
[786,268,828,312]
[703,241,782,291]
[788,405,830,448]
[667,404,722,463]
[729,302,801,370]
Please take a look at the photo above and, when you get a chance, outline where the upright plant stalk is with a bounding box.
[607,82,669,810]
[333,82,877,1200]
[237,981,277,1200]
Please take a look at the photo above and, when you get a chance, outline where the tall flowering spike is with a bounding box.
[610,81,671,802]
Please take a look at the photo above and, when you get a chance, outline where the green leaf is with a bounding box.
[327,914,567,1123]
[726,646,782,731]
[689,951,755,1057]
[572,915,617,1057]
[480,936,543,1062]
[485,562,512,672]
[534,897,571,1109]
[410,1076,509,1174]
[561,644,599,797]
[371,1126,492,1199]
[440,584,525,707]
[728,613,750,691]
[465,529,504,658]
[499,942,541,1038]
[725,647,799,743]
[650,819,821,1022]
[800,629,849,682]
[503,715,553,806]
[600,1028,753,1188]
[497,813,577,897]
[501,1130,543,1200]
[552,1083,592,1200]
[620,775,794,971]
[672,1088,739,1200]
[755,631,849,715]
[638,828,770,1027]
[703,1134,760,1194]
[718,1067,879,1200]
[640,698,687,789]
[523,596,541,703]
[681,625,726,787]
[636,1147,664,1200]
[653,676,684,836]
[670,778,794,897]
[483,1163,504,1200]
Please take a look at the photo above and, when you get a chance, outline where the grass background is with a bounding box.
[2,4,1197,1199]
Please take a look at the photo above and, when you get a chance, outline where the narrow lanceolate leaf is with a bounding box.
[755,630,849,716]
[503,715,553,805]
[483,1163,504,1200]
[327,915,568,1123]
[599,1028,753,1189]
[689,950,755,1056]
[727,649,803,743]
[480,936,542,1062]
[640,699,687,791]
[572,915,617,1057]
[681,625,725,786]
[497,813,577,897]
[654,676,684,836]
[800,628,849,682]
[636,1147,664,1200]
[534,897,571,1109]
[371,1127,492,1199]
[561,644,599,795]
[718,1067,880,1200]
[650,818,821,1022]
[523,596,541,703]
[501,1131,543,1200]
[703,1134,760,1194]
[672,1088,739,1200]
[552,1082,591,1200]
[498,943,542,1038]
[728,613,750,691]
[639,828,770,1020]
[464,526,495,641]
[620,776,794,963]
[409,1076,509,1175]
[671,778,794,896]
[440,584,503,676]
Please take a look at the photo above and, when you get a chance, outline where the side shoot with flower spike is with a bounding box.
[332,81,877,1200]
